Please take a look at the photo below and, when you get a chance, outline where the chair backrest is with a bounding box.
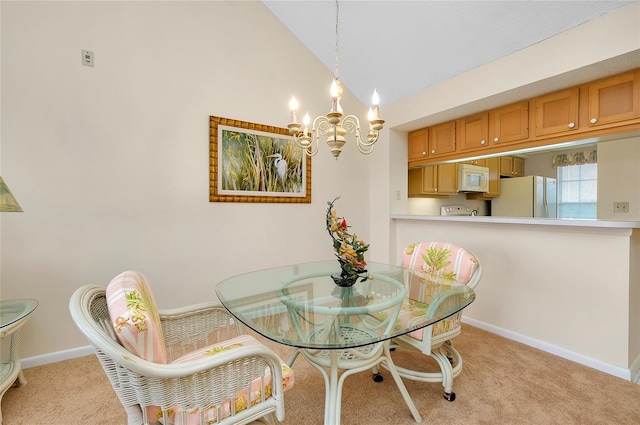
[402,241,482,289]
[105,270,168,364]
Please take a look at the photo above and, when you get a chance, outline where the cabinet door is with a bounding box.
[436,163,458,195]
[422,166,437,193]
[457,113,489,151]
[500,155,524,177]
[485,157,501,196]
[512,157,524,177]
[490,101,529,144]
[408,129,428,161]
[428,121,456,157]
[408,167,437,196]
[535,88,579,136]
[588,72,640,127]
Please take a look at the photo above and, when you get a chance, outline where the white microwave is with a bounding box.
[458,163,489,193]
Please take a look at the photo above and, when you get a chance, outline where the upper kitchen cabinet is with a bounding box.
[408,129,429,162]
[457,113,489,152]
[405,69,639,166]
[499,155,524,177]
[489,101,530,145]
[587,70,640,128]
[428,121,456,157]
[534,88,580,137]
[408,163,457,197]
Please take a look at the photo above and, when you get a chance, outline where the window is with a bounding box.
[556,163,597,219]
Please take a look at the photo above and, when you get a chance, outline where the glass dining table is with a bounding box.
[215,261,475,425]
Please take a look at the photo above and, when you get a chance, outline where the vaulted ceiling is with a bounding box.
[263,1,636,107]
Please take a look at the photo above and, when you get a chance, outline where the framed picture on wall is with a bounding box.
[209,116,311,203]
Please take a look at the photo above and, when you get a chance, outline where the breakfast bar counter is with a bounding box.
[390,214,640,383]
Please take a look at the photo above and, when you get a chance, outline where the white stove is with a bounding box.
[440,205,473,216]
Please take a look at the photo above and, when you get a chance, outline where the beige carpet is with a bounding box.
[3,325,640,425]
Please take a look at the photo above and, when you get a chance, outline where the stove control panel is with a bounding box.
[441,205,472,216]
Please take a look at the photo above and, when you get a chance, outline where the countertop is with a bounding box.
[391,214,640,229]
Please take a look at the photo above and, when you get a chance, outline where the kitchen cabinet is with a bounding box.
[427,121,456,157]
[457,113,489,152]
[587,71,640,128]
[489,101,529,144]
[466,157,500,199]
[499,155,524,177]
[534,88,580,137]
[408,129,428,162]
[405,69,640,166]
[408,163,457,196]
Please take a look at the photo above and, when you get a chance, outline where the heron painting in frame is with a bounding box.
[210,116,311,203]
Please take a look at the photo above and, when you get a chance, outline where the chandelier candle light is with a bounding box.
[287,0,384,159]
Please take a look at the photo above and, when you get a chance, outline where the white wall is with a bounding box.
[0,1,372,359]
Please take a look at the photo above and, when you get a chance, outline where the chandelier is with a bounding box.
[287,1,384,159]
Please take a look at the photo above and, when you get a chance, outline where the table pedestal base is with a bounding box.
[290,341,422,425]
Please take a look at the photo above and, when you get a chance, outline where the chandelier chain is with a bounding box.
[334,0,339,79]
[286,0,384,159]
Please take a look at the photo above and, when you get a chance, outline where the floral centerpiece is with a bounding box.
[325,197,370,287]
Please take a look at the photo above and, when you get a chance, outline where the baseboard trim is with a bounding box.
[462,317,633,381]
[23,319,635,382]
[23,345,93,369]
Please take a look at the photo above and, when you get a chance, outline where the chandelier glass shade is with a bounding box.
[287,1,384,159]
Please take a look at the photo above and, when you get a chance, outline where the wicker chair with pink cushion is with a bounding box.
[386,241,481,402]
[69,271,294,425]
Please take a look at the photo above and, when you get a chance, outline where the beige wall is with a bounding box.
[392,218,639,378]
[598,137,640,220]
[2,0,639,374]
[0,1,372,360]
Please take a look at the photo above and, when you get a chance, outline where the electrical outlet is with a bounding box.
[81,50,94,67]
[614,202,629,213]
[395,190,401,200]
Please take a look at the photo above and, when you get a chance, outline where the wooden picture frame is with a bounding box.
[209,116,312,203]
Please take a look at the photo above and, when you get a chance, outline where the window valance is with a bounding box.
[552,150,597,167]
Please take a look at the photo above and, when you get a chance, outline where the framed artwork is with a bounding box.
[209,116,312,203]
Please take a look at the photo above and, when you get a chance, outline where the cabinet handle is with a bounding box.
[431,149,436,154]
[590,118,598,124]
[480,140,486,145]
[422,151,426,156]
[434,188,438,192]
[494,137,499,142]
[568,122,575,128]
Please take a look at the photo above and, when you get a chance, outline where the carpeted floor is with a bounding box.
[3,324,640,424]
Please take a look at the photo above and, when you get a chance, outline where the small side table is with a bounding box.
[0,299,38,424]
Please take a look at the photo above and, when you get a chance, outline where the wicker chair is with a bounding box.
[385,241,482,402]
[69,279,293,425]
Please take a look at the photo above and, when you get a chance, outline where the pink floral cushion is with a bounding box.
[157,334,295,425]
[106,270,168,364]
[106,270,168,423]
[400,242,479,340]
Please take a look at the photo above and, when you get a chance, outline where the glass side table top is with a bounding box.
[215,261,475,350]
[0,299,38,335]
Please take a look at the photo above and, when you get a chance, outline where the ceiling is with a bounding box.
[262,0,636,108]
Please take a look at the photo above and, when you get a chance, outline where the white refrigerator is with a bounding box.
[491,176,557,218]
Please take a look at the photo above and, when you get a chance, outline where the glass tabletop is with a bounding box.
[0,299,38,330]
[215,261,475,350]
